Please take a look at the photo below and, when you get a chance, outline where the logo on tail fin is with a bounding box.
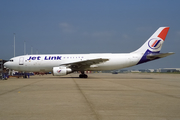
[148,38,163,50]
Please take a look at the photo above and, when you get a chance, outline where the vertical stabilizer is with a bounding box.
[133,27,169,54]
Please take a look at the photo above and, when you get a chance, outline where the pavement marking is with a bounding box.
[71,76,101,120]
[0,79,45,96]
[104,79,180,100]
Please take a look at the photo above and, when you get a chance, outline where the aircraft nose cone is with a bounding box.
[4,62,9,68]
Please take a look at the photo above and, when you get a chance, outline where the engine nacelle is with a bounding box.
[53,66,72,76]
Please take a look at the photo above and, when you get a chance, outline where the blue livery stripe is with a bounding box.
[154,40,161,47]
[137,49,160,65]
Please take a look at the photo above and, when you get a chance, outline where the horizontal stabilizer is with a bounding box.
[146,52,174,60]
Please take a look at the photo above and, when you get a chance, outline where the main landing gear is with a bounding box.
[79,71,88,78]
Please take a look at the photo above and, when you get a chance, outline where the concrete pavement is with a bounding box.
[0,73,180,120]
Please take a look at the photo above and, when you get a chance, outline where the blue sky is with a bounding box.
[0,0,180,69]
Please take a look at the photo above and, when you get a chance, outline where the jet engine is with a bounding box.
[53,66,72,76]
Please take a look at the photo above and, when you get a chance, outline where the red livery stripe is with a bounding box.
[151,40,158,47]
[158,27,169,41]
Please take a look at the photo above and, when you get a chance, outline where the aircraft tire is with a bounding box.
[79,74,88,78]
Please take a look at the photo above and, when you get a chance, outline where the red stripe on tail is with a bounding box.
[158,27,169,41]
[151,40,158,47]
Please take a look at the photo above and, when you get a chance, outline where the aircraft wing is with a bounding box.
[60,58,109,71]
[146,52,174,60]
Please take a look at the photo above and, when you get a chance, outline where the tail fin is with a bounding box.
[133,27,170,53]
[132,27,174,65]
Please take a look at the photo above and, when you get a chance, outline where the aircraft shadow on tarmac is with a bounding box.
[43,76,154,80]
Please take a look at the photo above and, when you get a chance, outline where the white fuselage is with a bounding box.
[5,53,142,72]
[3,27,173,77]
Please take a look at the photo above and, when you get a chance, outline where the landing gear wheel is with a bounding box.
[79,71,88,78]
[84,74,88,78]
[79,74,88,78]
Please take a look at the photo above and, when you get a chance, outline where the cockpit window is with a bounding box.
[9,59,14,62]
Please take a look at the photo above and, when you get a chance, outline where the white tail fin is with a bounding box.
[133,27,174,65]
[133,27,170,53]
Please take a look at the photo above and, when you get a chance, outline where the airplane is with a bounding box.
[4,27,174,78]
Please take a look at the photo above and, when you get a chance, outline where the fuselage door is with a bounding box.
[19,57,24,65]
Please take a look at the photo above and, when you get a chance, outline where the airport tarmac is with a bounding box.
[0,73,180,120]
